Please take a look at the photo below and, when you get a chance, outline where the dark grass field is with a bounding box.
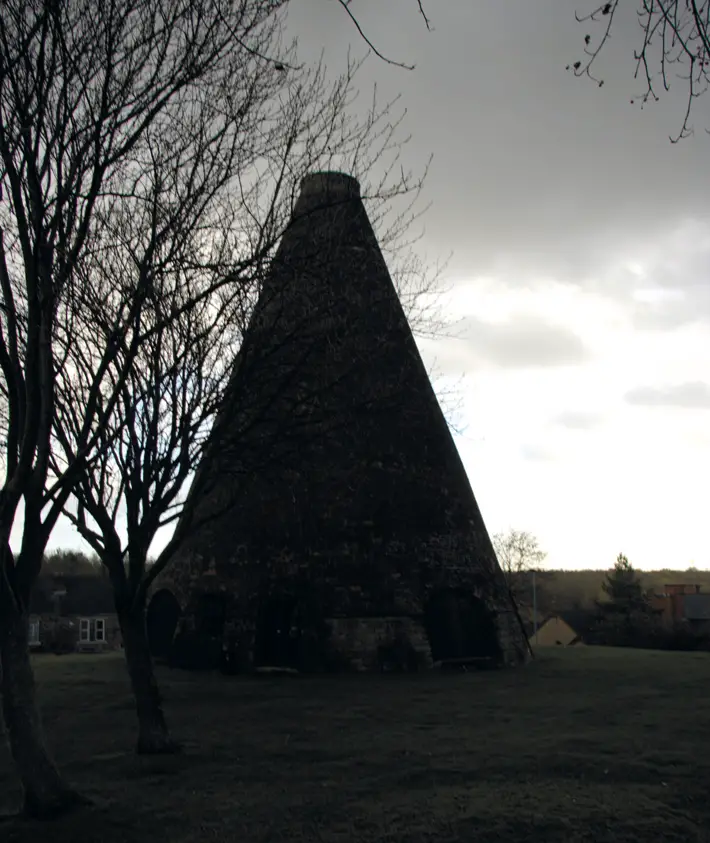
[2,646,710,842]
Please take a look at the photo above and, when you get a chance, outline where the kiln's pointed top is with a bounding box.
[299,171,360,199]
[294,172,361,217]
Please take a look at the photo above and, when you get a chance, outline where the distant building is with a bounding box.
[648,584,710,632]
[28,575,122,653]
[534,611,594,647]
[683,593,710,632]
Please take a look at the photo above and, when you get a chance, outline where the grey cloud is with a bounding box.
[551,411,603,430]
[288,1,710,329]
[421,314,589,375]
[625,237,710,330]
[630,297,696,332]
[624,381,710,409]
[460,315,589,369]
[290,0,709,289]
[520,443,555,462]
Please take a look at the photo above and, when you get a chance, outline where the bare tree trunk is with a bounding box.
[118,606,180,755]
[0,607,85,819]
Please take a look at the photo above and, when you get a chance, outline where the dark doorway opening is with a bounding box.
[424,589,500,663]
[146,590,181,659]
[195,592,227,638]
[171,592,227,671]
[254,596,299,669]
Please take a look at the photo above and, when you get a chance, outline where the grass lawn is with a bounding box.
[1,646,709,842]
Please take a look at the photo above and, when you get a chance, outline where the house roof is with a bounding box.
[30,574,115,615]
[545,610,596,637]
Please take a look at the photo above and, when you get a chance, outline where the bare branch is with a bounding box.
[0,0,442,799]
[571,0,710,141]
[334,0,416,69]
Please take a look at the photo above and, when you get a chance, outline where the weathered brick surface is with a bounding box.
[327,617,433,671]
[153,172,530,671]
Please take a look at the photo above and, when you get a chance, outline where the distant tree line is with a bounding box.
[48,541,710,654]
[40,550,161,578]
[588,554,710,653]
[519,566,710,617]
[492,532,710,652]
[41,550,102,577]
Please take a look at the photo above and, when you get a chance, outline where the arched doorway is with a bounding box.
[424,589,500,663]
[146,590,181,659]
[194,592,227,638]
[254,596,299,669]
[171,592,227,671]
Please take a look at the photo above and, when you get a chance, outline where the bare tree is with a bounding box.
[0,0,437,816]
[492,529,547,607]
[570,1,710,141]
[0,0,408,819]
[50,43,434,756]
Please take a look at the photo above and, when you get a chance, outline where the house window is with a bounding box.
[28,619,40,646]
[80,618,106,643]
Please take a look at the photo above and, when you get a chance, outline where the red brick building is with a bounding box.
[648,584,710,632]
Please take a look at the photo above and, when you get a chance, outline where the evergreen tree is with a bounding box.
[600,554,649,614]
[595,554,655,646]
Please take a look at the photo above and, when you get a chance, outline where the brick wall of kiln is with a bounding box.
[148,171,531,672]
[326,616,433,671]
[156,531,530,671]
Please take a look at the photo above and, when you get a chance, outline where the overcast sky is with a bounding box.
[285,0,710,572]
[44,1,710,572]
